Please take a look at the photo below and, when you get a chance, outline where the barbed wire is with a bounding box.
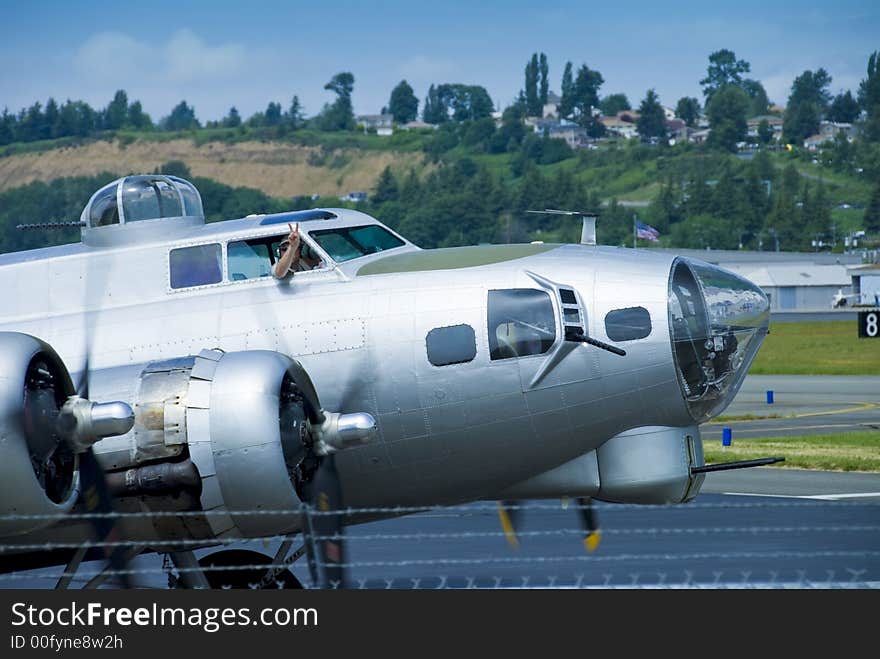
[1,524,878,554]
[1,499,877,589]
[1,498,877,523]
[1,552,879,587]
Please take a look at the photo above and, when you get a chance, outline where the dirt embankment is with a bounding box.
[0,139,428,197]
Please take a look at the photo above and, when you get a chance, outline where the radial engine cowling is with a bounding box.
[90,348,374,540]
[0,333,78,537]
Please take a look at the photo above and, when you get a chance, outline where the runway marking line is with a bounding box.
[707,401,879,425]
[723,491,880,501]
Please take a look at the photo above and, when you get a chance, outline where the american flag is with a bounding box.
[635,220,660,242]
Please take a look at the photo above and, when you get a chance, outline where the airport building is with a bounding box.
[848,264,880,306]
[653,248,866,311]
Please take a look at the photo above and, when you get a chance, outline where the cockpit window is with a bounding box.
[310,225,404,263]
[228,239,274,280]
[227,234,325,281]
[170,243,222,289]
[488,289,556,360]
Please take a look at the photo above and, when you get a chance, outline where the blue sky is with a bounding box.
[1,1,877,123]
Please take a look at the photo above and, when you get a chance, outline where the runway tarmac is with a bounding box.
[3,468,876,589]
[702,374,880,440]
[333,467,880,589]
[3,376,877,589]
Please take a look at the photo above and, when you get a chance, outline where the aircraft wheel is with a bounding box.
[196,549,303,589]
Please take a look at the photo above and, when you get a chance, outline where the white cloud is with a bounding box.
[164,29,246,83]
[74,29,247,86]
[74,32,153,82]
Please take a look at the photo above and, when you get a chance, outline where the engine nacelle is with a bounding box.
[90,349,325,539]
[0,333,78,537]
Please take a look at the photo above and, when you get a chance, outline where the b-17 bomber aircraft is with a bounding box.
[0,175,774,588]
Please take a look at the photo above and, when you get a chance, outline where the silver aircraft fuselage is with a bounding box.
[0,196,770,549]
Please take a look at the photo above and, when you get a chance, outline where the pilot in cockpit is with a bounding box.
[273,222,324,279]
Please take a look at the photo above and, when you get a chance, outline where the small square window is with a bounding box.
[426,325,477,367]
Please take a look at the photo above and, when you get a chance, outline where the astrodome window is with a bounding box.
[122,177,183,222]
[82,175,205,230]
[167,176,204,218]
[88,183,120,227]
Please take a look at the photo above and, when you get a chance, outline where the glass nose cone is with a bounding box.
[668,257,770,422]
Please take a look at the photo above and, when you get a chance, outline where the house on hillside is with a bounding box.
[340,191,368,202]
[665,118,687,144]
[543,91,561,119]
[356,114,394,136]
[399,120,438,130]
[601,111,639,139]
[689,128,711,144]
[547,123,590,149]
[746,115,784,139]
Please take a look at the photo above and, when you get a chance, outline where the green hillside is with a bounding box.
[1,125,877,254]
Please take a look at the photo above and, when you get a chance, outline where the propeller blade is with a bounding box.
[576,497,601,552]
[497,500,522,549]
[307,455,347,588]
[78,449,132,588]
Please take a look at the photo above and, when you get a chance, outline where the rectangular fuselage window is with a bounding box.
[426,324,477,366]
[488,289,556,360]
[169,243,222,289]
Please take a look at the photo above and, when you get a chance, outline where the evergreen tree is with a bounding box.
[286,96,304,129]
[0,109,14,145]
[525,54,540,116]
[163,101,199,131]
[636,89,667,141]
[223,107,242,128]
[127,100,151,130]
[700,49,751,101]
[264,101,283,126]
[559,62,574,118]
[571,64,604,127]
[864,180,880,233]
[706,85,749,152]
[783,69,832,143]
[675,97,700,127]
[422,84,445,123]
[599,93,631,116]
[741,79,769,117]
[388,80,419,123]
[828,91,860,123]
[757,119,773,144]
[318,72,355,131]
[859,51,880,141]
[539,53,549,105]
[372,166,399,204]
[44,98,60,139]
[105,90,128,130]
